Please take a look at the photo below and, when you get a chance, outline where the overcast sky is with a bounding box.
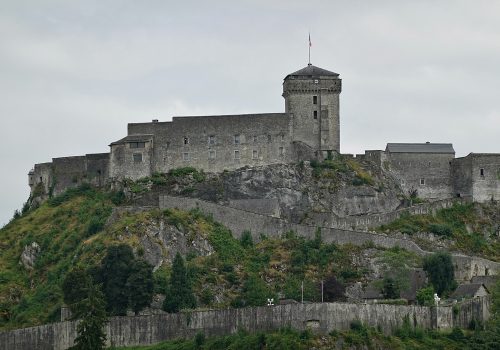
[1,0,499,226]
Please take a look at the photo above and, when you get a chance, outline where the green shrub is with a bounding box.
[428,223,453,237]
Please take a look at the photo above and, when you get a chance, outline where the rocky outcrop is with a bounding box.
[19,242,40,270]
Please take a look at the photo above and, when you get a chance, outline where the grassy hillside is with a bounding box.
[377,202,500,261]
[0,185,127,329]
[0,185,381,331]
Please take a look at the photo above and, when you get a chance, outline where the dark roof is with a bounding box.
[471,276,499,290]
[285,64,339,80]
[110,134,153,146]
[451,283,488,299]
[386,143,455,154]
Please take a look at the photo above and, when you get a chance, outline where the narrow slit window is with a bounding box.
[234,150,240,159]
[420,178,425,185]
[208,135,215,145]
[183,137,189,145]
[313,96,318,104]
[480,168,484,176]
[234,134,240,145]
[252,150,258,159]
[279,147,284,156]
[313,111,318,119]
[253,135,257,143]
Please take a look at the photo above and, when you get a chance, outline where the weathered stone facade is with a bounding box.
[28,64,500,204]
[0,299,490,350]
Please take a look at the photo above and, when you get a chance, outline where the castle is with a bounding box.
[29,64,500,203]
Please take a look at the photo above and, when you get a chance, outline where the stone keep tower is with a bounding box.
[283,64,342,156]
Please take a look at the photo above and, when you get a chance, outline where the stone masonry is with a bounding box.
[28,64,499,202]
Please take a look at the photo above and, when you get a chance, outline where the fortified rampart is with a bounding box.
[309,197,470,231]
[0,299,489,350]
[159,195,500,281]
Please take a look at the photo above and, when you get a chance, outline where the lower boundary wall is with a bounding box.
[0,299,489,350]
[158,195,500,281]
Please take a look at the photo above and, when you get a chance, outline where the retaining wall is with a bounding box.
[159,195,500,281]
[0,299,489,350]
[312,197,471,231]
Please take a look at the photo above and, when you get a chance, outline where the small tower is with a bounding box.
[283,64,342,157]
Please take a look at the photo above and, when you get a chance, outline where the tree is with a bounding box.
[416,286,435,306]
[97,244,135,315]
[423,252,456,296]
[126,259,154,315]
[62,267,92,317]
[69,280,107,350]
[378,247,416,296]
[382,277,400,299]
[241,274,271,307]
[323,275,345,302]
[163,252,196,312]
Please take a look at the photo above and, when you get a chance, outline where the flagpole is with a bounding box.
[308,33,311,65]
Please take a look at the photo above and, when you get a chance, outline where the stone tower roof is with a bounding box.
[285,64,339,80]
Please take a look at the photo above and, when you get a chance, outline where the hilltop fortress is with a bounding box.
[29,64,500,203]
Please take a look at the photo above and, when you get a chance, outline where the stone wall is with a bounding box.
[123,114,294,175]
[29,153,110,199]
[310,197,470,231]
[470,154,500,202]
[0,299,489,350]
[386,152,454,200]
[159,194,426,255]
[159,195,500,281]
[109,136,154,181]
[283,73,341,152]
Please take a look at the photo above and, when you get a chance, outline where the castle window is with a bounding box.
[480,168,484,176]
[208,135,215,145]
[234,150,240,159]
[279,147,284,156]
[209,150,216,160]
[183,137,189,145]
[234,134,240,145]
[313,111,318,119]
[252,150,258,159]
[267,135,272,143]
[129,142,145,149]
[313,96,318,105]
[253,135,257,143]
[280,134,285,142]
[133,153,142,163]
[420,178,425,185]
[183,152,190,161]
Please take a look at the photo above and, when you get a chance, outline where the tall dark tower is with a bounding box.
[283,64,342,156]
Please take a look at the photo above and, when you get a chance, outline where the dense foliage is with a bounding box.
[69,279,107,350]
[163,253,196,313]
[423,252,456,296]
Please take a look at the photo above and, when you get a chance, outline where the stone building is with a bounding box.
[108,64,341,180]
[28,63,500,203]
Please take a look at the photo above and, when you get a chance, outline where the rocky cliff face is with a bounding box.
[133,159,406,224]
